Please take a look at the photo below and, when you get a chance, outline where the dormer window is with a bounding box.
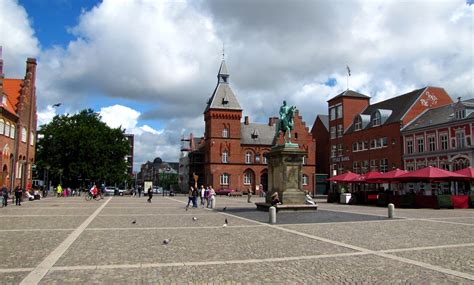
[354,116,362,131]
[222,95,229,105]
[372,111,381,126]
[251,129,259,139]
[455,109,466,120]
[1,95,6,105]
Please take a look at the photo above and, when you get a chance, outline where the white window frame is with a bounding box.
[220,173,229,185]
[10,124,15,139]
[330,126,336,139]
[302,174,308,185]
[245,152,253,164]
[428,135,436,152]
[456,130,466,149]
[336,105,342,119]
[417,137,424,153]
[222,151,229,163]
[380,159,388,173]
[440,133,448,150]
[407,139,414,154]
[329,107,336,121]
[0,119,4,135]
[263,154,268,164]
[30,131,34,146]
[337,124,343,137]
[222,127,229,138]
[354,116,362,131]
[243,172,252,185]
[372,112,381,126]
[5,122,10,137]
[331,145,337,158]
[21,127,27,143]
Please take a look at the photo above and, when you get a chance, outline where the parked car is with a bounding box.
[215,189,235,195]
[104,187,116,196]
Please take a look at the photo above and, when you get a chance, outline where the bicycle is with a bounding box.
[84,191,101,201]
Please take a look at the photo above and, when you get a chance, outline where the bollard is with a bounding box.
[211,199,216,209]
[388,203,395,218]
[269,206,276,224]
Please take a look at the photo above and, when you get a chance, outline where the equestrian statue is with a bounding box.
[275,100,297,145]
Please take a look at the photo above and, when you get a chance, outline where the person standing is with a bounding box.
[247,188,252,203]
[147,186,153,203]
[137,186,142,198]
[14,186,23,206]
[56,184,63,198]
[186,186,194,208]
[200,185,205,206]
[192,187,198,208]
[1,185,8,207]
[208,186,216,209]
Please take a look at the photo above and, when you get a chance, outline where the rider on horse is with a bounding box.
[275,100,296,144]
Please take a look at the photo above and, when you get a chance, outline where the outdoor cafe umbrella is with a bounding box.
[352,171,383,183]
[453,167,474,180]
[395,166,467,182]
[327,171,360,182]
[369,168,408,182]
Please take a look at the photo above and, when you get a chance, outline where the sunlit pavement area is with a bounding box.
[0,195,473,284]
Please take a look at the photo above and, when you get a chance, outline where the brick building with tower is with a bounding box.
[0,49,38,191]
[325,87,453,176]
[184,59,316,193]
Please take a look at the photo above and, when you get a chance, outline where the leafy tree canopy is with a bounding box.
[36,109,130,187]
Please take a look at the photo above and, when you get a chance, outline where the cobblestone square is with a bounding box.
[1,196,473,284]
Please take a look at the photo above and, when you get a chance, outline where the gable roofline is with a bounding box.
[327,89,370,103]
[399,87,429,122]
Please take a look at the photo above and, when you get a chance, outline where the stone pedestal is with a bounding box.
[266,144,307,205]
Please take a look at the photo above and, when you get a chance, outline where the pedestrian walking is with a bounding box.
[56,184,62,198]
[208,186,216,209]
[147,187,153,203]
[186,186,194,208]
[1,185,8,207]
[204,187,210,207]
[247,188,252,203]
[14,186,23,206]
[200,185,205,206]
[138,186,142,198]
[192,187,198,208]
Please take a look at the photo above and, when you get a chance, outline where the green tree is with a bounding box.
[36,109,130,187]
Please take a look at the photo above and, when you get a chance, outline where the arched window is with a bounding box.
[220,173,229,185]
[244,171,252,185]
[222,151,229,163]
[302,174,308,185]
[0,119,4,135]
[245,151,253,164]
[263,153,268,164]
[10,124,15,139]
[302,156,306,165]
[5,122,10,138]
[21,127,27,143]
[222,127,229,138]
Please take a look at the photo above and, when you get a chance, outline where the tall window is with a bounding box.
[5,122,10,137]
[329,107,336,120]
[0,119,4,135]
[302,156,306,165]
[372,112,381,126]
[21,127,27,143]
[222,127,229,138]
[330,126,336,139]
[263,153,268,164]
[428,136,436,152]
[440,133,448,150]
[455,109,466,119]
[302,174,308,185]
[245,152,253,164]
[337,144,343,156]
[220,173,229,185]
[30,132,34,146]
[407,139,413,154]
[222,151,229,163]
[337,124,343,137]
[370,160,377,171]
[10,124,15,139]
[354,116,362,131]
[336,105,342,119]
[380,159,388,172]
[331,145,337,157]
[243,172,252,185]
[456,130,466,149]
[417,137,424,153]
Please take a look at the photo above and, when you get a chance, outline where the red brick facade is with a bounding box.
[326,87,452,176]
[311,115,329,175]
[0,57,38,191]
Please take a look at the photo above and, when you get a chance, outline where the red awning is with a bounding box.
[327,171,360,182]
[395,166,467,182]
[453,168,474,180]
[352,171,383,183]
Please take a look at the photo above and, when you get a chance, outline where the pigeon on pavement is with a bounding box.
[192,217,198,221]
[162,239,171,245]
[223,207,227,211]
[131,219,136,224]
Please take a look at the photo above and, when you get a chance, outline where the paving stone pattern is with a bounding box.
[0,195,473,284]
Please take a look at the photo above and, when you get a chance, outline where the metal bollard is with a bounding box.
[269,206,276,224]
[388,203,395,218]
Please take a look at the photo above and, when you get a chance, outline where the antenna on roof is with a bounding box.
[346,65,351,91]
[0,46,3,75]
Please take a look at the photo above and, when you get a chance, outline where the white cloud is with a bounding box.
[0,0,40,77]
[37,105,57,126]
[99,104,140,130]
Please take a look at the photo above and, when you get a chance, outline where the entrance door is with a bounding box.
[260,172,268,192]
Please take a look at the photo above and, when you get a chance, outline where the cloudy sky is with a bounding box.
[0,0,472,170]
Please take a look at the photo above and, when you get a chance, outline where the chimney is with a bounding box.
[244,116,249,125]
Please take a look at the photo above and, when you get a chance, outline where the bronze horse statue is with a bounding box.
[275,105,296,144]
